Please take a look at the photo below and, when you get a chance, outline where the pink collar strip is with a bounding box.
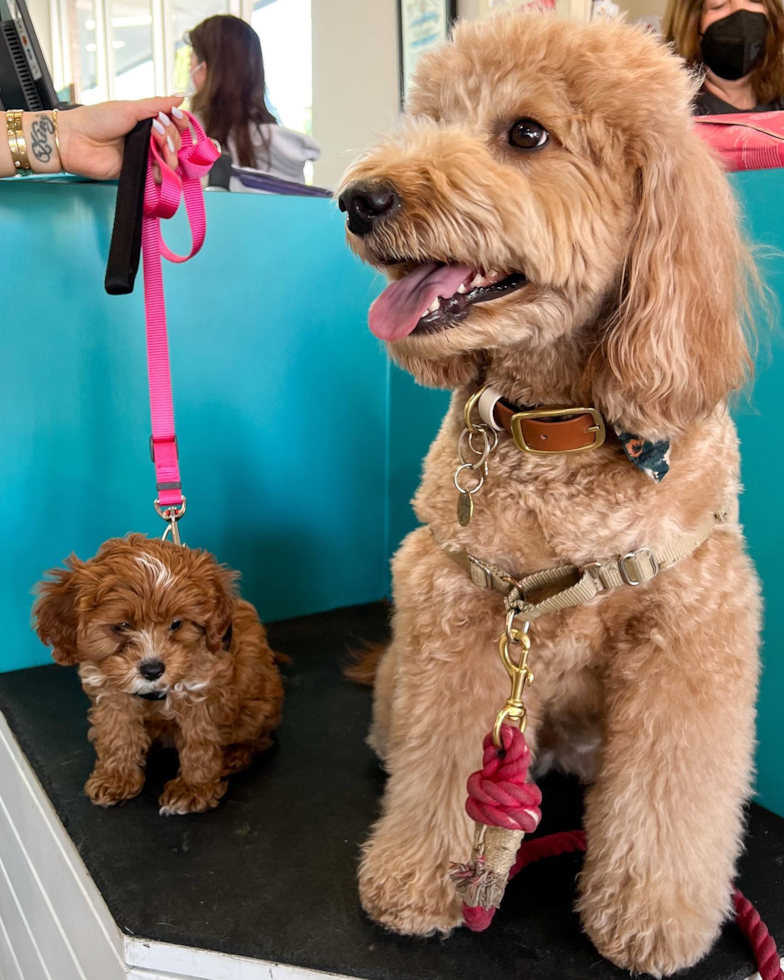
[142,112,219,524]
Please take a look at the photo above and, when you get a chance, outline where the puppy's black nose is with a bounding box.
[139,660,165,680]
[338,183,399,237]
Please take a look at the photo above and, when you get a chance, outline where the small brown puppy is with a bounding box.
[34,534,283,816]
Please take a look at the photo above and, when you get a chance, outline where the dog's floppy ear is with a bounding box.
[590,126,752,439]
[33,558,85,665]
[204,564,239,655]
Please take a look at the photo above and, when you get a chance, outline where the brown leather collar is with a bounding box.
[492,400,606,455]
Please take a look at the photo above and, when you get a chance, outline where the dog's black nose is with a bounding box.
[338,183,399,237]
[139,660,165,680]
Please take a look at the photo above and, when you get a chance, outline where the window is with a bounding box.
[54,0,235,102]
[108,0,154,101]
[60,0,99,104]
[252,0,312,135]
[52,0,312,139]
[170,0,230,95]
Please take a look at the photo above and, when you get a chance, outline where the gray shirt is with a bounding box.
[227,123,321,183]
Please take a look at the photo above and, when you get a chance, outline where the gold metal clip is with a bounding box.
[492,623,534,748]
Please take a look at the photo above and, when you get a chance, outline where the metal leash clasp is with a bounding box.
[493,609,534,748]
[154,496,187,546]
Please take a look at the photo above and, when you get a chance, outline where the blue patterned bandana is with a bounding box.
[614,428,671,482]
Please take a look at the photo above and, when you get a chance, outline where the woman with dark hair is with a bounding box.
[664,0,784,113]
[187,14,319,182]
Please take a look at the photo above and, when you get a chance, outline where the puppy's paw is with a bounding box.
[221,745,254,775]
[358,837,463,936]
[85,767,144,807]
[579,876,722,977]
[221,739,271,776]
[158,776,228,816]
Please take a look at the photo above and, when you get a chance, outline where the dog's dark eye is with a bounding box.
[111,622,132,634]
[509,119,548,151]
[169,620,183,632]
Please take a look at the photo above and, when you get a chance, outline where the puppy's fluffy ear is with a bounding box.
[33,558,84,665]
[590,127,752,439]
[205,565,239,655]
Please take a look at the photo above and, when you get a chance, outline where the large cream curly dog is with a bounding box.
[338,12,762,977]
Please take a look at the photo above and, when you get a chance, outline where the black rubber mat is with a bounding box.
[0,601,781,980]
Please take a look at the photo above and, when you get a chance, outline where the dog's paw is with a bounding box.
[158,776,228,816]
[579,877,722,977]
[221,740,271,776]
[358,838,463,936]
[85,767,144,807]
[221,746,254,775]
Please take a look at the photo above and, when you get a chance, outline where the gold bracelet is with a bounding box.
[52,108,62,163]
[5,109,33,176]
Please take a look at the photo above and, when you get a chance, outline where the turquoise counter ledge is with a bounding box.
[387,168,784,817]
[0,181,392,670]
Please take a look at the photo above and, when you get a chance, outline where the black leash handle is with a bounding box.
[104,118,152,295]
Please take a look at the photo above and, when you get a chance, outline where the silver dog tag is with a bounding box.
[457,493,473,526]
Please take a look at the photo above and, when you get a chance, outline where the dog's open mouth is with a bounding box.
[369,263,527,341]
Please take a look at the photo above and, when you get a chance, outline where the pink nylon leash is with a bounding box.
[141,112,219,541]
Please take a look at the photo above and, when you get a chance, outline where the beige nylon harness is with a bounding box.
[443,510,726,620]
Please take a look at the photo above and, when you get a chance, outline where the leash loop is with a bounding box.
[142,111,219,542]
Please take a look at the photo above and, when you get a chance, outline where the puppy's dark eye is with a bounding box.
[111,622,132,634]
[509,119,548,151]
[169,620,183,632]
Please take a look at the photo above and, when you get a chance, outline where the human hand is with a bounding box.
[23,97,190,180]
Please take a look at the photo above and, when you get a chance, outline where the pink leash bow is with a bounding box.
[142,112,219,542]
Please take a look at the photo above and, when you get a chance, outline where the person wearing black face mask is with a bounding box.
[664,0,784,114]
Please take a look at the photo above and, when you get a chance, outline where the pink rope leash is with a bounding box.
[142,113,218,512]
[465,726,542,832]
[459,725,782,979]
[733,888,784,980]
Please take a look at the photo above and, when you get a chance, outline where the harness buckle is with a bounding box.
[467,555,494,590]
[619,547,659,587]
[583,561,607,592]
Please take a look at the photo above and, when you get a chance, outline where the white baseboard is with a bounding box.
[0,710,778,980]
[126,936,356,980]
[0,713,125,980]
[746,968,784,980]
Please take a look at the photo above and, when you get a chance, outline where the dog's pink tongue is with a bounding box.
[369,264,473,341]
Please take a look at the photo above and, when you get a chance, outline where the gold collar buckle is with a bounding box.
[510,407,606,455]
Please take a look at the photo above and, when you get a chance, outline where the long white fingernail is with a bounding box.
[167,136,175,153]
[153,119,165,134]
[171,107,184,119]
[158,111,171,126]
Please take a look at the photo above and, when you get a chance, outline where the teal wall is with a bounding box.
[387,169,784,818]
[731,171,784,818]
[0,182,391,671]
